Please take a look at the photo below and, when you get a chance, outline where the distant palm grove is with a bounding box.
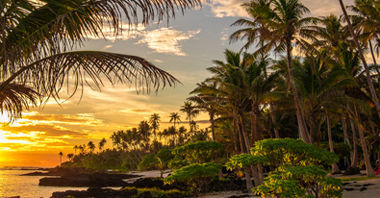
[1,0,380,197]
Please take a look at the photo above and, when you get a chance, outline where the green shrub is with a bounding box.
[226,138,342,198]
[169,141,222,169]
[138,153,160,171]
[253,165,342,198]
[164,162,222,194]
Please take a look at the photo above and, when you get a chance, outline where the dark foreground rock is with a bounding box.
[51,187,186,198]
[124,177,188,191]
[40,173,140,187]
[124,177,246,193]
[51,187,138,198]
[21,167,87,176]
[21,171,52,176]
[343,167,361,175]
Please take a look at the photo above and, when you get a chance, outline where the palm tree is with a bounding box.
[87,141,95,153]
[149,113,161,140]
[350,0,379,65]
[338,0,380,119]
[301,14,352,58]
[189,82,218,141]
[207,50,259,189]
[230,0,313,143]
[337,44,376,176]
[180,101,199,133]
[169,112,181,130]
[0,0,200,121]
[58,152,63,164]
[67,153,74,161]
[98,138,107,151]
[73,145,78,155]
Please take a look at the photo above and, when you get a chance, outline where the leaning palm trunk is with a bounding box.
[270,103,280,138]
[326,112,340,173]
[286,41,311,143]
[349,120,359,168]
[342,117,352,167]
[354,106,375,176]
[369,41,378,66]
[338,0,380,119]
[210,113,216,141]
[234,110,254,190]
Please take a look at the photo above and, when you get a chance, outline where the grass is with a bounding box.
[338,176,380,182]
[121,186,188,198]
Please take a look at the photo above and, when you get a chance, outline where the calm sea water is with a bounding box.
[0,169,88,198]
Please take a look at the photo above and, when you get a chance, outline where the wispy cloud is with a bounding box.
[205,0,355,18]
[136,28,201,56]
[86,20,201,56]
[204,0,248,18]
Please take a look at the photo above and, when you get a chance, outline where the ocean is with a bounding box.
[0,169,87,198]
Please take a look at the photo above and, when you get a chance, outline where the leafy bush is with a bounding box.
[138,153,161,171]
[251,138,339,168]
[226,138,342,198]
[253,165,342,198]
[169,141,222,169]
[164,162,222,194]
[138,148,174,177]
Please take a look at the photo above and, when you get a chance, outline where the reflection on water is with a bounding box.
[0,169,87,198]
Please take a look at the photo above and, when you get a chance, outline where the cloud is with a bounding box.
[205,0,355,18]
[86,23,146,40]
[204,0,248,18]
[1,124,86,137]
[136,28,201,56]
[23,113,103,126]
[85,19,201,56]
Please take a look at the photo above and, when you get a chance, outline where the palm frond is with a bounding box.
[1,51,178,102]
[2,0,201,69]
[0,83,39,122]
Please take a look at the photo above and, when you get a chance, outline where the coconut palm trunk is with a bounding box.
[354,105,375,176]
[210,113,216,141]
[234,110,254,190]
[326,112,340,173]
[286,40,311,143]
[342,117,352,167]
[270,103,280,138]
[369,41,378,66]
[338,0,380,119]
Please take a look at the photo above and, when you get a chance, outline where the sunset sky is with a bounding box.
[0,0,355,167]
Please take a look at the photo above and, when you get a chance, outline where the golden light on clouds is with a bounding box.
[137,28,201,56]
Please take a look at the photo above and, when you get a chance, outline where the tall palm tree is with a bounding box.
[338,0,380,119]
[180,101,199,133]
[58,151,63,164]
[73,145,78,154]
[189,82,218,141]
[169,112,181,130]
[67,153,74,161]
[0,0,200,121]
[350,0,380,65]
[230,0,313,143]
[98,138,106,151]
[149,113,161,139]
[337,43,376,176]
[87,141,95,153]
[207,50,261,189]
[301,14,352,58]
